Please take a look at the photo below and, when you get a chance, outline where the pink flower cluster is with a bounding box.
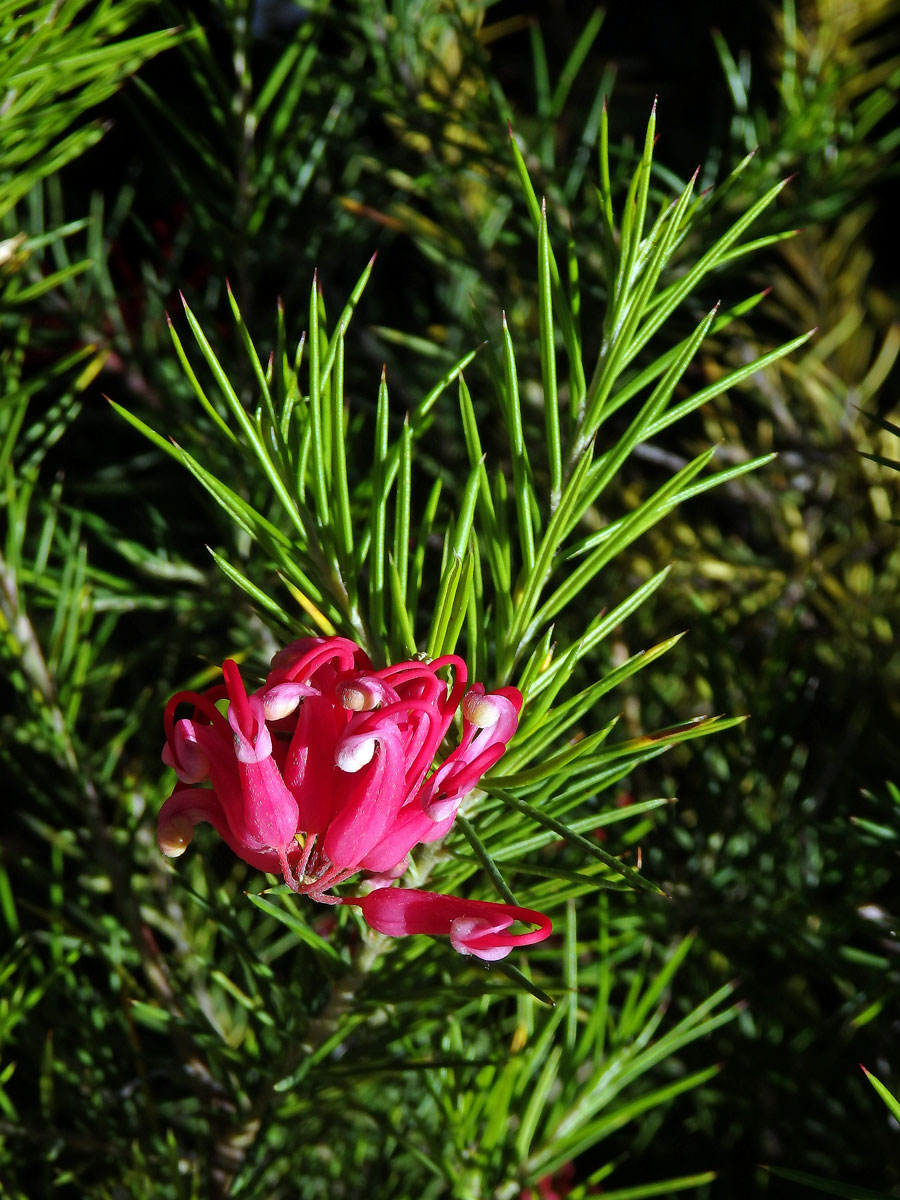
[158,637,551,960]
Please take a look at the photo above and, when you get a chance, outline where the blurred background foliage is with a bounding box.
[2,0,899,1196]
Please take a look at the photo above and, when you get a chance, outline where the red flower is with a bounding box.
[158,637,551,958]
[343,888,552,962]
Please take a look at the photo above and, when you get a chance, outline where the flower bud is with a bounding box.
[343,887,552,961]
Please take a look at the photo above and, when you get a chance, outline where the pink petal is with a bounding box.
[159,640,526,911]
[449,916,517,961]
[162,718,223,783]
[323,722,406,868]
[162,686,230,781]
[267,636,369,688]
[344,888,552,959]
[222,662,300,852]
[417,684,522,819]
[158,786,299,879]
[357,801,455,874]
[282,692,345,833]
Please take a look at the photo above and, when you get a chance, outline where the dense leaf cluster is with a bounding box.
[1,2,898,1198]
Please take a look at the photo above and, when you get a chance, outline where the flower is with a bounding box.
[158,636,551,956]
[341,888,552,962]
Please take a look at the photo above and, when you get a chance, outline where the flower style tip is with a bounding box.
[344,887,552,962]
[334,733,378,773]
[263,681,317,721]
[158,812,194,858]
[157,787,225,860]
[462,688,511,727]
[337,675,393,712]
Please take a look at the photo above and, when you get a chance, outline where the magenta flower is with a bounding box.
[158,636,551,957]
[342,888,553,962]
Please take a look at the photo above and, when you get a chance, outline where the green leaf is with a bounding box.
[861,1065,900,1122]
[367,367,390,642]
[455,815,519,907]
[330,320,354,572]
[245,891,344,967]
[206,547,294,627]
[538,200,562,504]
[490,788,662,896]
[763,1166,894,1199]
[180,295,306,535]
[501,313,536,573]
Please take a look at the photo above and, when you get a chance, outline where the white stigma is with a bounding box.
[337,679,381,712]
[264,684,304,720]
[335,736,377,773]
[462,693,501,728]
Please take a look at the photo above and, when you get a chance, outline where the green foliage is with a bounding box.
[2,1,899,1196]
[107,107,799,946]
[0,0,176,222]
[0,0,177,313]
[373,910,736,1199]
